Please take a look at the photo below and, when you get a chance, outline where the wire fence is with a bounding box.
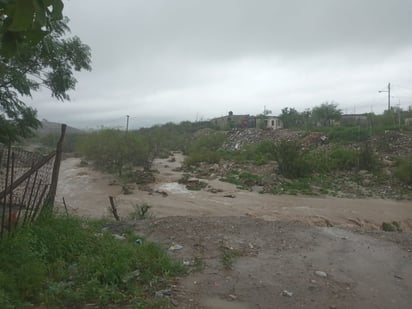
[0,124,66,239]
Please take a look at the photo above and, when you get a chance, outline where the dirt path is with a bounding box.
[56,153,412,308]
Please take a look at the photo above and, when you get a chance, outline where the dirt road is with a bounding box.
[56,153,412,308]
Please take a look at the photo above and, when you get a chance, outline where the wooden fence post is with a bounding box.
[45,124,66,211]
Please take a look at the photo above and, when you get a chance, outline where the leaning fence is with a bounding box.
[0,124,66,239]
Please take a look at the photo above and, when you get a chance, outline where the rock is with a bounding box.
[168,243,183,251]
[315,270,327,278]
[155,289,173,297]
[228,294,237,300]
[224,194,236,198]
[282,290,293,297]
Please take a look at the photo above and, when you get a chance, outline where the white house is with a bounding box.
[264,116,283,129]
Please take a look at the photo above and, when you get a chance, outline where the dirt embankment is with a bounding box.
[56,153,412,308]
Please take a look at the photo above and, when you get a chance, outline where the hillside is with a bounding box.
[35,119,83,136]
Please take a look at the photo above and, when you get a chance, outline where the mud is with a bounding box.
[55,153,412,308]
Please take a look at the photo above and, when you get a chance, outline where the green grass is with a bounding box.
[0,215,184,308]
[221,249,240,270]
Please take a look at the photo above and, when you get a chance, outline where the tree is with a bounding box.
[311,102,342,127]
[0,0,91,143]
[278,107,303,128]
[0,0,64,56]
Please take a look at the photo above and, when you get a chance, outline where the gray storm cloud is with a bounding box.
[33,0,412,129]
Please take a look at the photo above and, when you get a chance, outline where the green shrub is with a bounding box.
[330,147,359,170]
[76,129,150,175]
[326,126,370,143]
[395,156,412,184]
[275,141,311,178]
[185,132,226,166]
[358,142,379,171]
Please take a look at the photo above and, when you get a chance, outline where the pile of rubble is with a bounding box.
[372,131,412,158]
[221,128,331,151]
[221,128,303,151]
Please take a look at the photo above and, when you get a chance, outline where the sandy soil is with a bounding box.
[56,153,412,308]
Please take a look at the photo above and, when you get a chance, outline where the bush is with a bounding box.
[185,132,226,166]
[395,156,412,184]
[275,140,311,178]
[330,147,359,170]
[76,129,150,175]
[326,126,370,143]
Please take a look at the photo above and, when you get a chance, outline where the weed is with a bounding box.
[221,249,240,270]
[129,203,152,220]
[272,178,314,195]
[395,156,412,185]
[275,140,311,178]
[221,171,261,189]
[382,221,402,232]
[0,215,183,307]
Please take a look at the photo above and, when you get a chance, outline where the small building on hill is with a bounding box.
[211,112,256,129]
[264,116,283,129]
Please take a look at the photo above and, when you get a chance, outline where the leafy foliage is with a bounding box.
[312,102,342,127]
[0,215,184,308]
[395,156,412,185]
[275,140,311,178]
[0,0,64,57]
[0,2,91,143]
[76,130,150,176]
[185,131,226,166]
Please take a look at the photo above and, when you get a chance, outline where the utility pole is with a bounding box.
[126,115,130,133]
[379,83,391,111]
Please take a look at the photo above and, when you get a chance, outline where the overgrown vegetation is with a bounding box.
[221,248,240,270]
[184,131,226,166]
[0,215,184,308]
[395,156,412,185]
[76,129,150,176]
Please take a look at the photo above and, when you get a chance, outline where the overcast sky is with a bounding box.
[32,0,412,129]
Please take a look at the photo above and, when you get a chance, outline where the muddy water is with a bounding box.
[56,153,412,230]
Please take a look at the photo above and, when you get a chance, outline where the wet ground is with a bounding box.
[56,153,412,308]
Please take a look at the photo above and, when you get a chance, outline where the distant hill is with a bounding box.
[35,120,83,136]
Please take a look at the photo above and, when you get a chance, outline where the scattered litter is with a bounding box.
[135,239,142,246]
[282,290,293,297]
[183,258,194,266]
[248,242,254,249]
[155,289,173,297]
[228,294,237,300]
[224,194,236,198]
[113,234,126,240]
[315,270,327,278]
[169,243,183,251]
[394,274,404,280]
